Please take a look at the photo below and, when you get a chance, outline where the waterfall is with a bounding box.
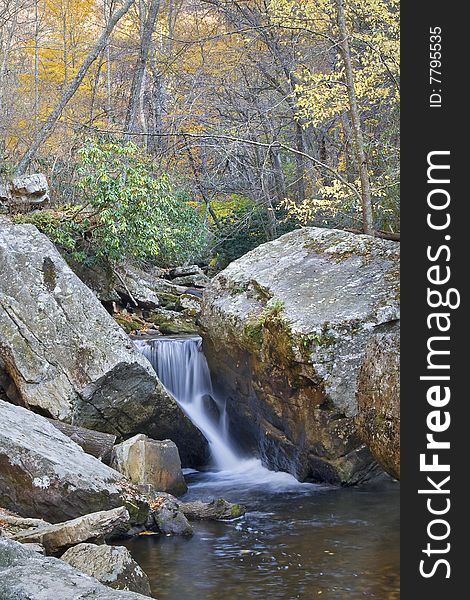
[134,335,240,470]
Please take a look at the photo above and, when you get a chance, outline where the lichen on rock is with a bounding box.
[201,227,400,484]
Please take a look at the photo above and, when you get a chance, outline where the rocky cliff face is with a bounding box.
[200,227,400,484]
[0,224,207,466]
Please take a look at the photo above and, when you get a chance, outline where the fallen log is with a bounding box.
[46,419,116,464]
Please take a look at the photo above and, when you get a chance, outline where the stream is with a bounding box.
[130,336,400,600]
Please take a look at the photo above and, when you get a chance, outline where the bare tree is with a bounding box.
[15,0,137,175]
[335,0,374,235]
[124,0,161,137]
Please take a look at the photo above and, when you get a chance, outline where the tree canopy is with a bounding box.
[1,0,400,266]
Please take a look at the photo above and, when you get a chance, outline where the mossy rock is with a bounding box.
[158,292,180,307]
[114,314,146,334]
[148,311,199,335]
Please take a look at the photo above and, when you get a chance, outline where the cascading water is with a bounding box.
[134,335,312,489]
[134,335,240,470]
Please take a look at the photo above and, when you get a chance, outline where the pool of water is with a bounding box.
[124,469,399,600]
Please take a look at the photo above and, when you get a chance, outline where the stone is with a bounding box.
[46,419,117,464]
[114,266,161,310]
[147,308,199,335]
[22,542,45,554]
[150,494,193,536]
[0,507,50,538]
[61,543,152,596]
[0,538,151,599]
[112,434,187,496]
[0,223,208,466]
[0,400,130,523]
[179,498,246,521]
[13,507,130,555]
[201,227,400,484]
[356,323,400,479]
[170,273,210,288]
[169,265,203,278]
[0,173,49,209]
[177,293,202,316]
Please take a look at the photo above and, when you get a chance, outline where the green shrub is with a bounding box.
[16,138,209,266]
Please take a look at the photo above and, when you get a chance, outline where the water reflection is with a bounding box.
[124,472,399,600]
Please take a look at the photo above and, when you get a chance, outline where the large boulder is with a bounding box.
[0,223,208,465]
[13,507,130,555]
[0,538,151,599]
[112,434,187,496]
[200,227,400,484]
[61,543,152,596]
[0,400,131,522]
[356,324,400,479]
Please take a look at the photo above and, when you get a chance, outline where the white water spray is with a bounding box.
[135,336,240,470]
[135,335,314,489]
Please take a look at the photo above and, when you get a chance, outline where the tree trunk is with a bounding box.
[46,419,117,465]
[295,122,306,203]
[124,0,161,138]
[335,0,374,235]
[15,0,136,176]
[34,0,40,133]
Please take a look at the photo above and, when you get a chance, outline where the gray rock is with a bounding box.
[0,173,49,208]
[171,273,209,288]
[114,266,161,310]
[22,542,45,554]
[61,543,152,596]
[179,498,246,521]
[0,400,128,523]
[356,323,400,479]
[177,293,202,316]
[0,538,151,599]
[112,435,187,496]
[150,494,193,536]
[13,506,130,555]
[201,227,400,484]
[0,224,207,465]
[169,265,203,278]
[0,508,50,538]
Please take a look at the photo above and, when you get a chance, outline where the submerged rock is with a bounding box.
[0,400,132,523]
[61,543,152,596]
[0,223,208,466]
[201,227,400,484]
[13,507,130,555]
[356,324,400,479]
[0,538,151,599]
[112,434,187,496]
